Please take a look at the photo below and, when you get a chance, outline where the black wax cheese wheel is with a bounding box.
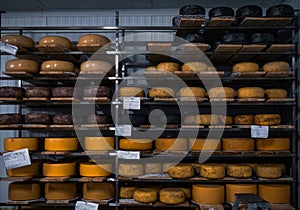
[209,7,234,17]
[266,4,294,17]
[221,33,247,44]
[236,5,263,23]
[249,33,275,44]
[179,5,205,15]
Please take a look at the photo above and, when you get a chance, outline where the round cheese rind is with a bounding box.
[43,162,76,177]
[208,87,235,99]
[118,163,143,177]
[167,164,194,178]
[144,163,162,174]
[237,87,265,98]
[227,164,252,178]
[39,35,72,49]
[148,87,174,98]
[85,137,114,151]
[80,162,112,177]
[222,138,254,151]
[9,183,41,201]
[77,34,110,46]
[218,115,233,125]
[159,188,186,204]
[255,164,282,179]
[226,184,257,203]
[232,62,259,73]
[189,138,221,151]
[178,87,206,97]
[5,59,39,73]
[256,138,290,151]
[199,114,219,125]
[1,35,35,49]
[155,138,187,151]
[263,61,290,72]
[83,183,114,200]
[120,186,138,199]
[156,62,180,73]
[133,188,157,203]
[7,161,40,177]
[118,87,145,97]
[44,138,78,151]
[182,62,208,73]
[258,184,290,203]
[119,138,152,151]
[45,183,77,200]
[264,89,287,99]
[4,137,39,151]
[200,164,225,179]
[234,115,254,125]
[192,184,224,204]
[254,114,281,126]
[80,60,112,72]
[41,60,74,72]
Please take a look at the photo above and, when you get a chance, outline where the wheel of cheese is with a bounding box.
[83,183,114,200]
[178,87,206,97]
[232,62,259,73]
[44,138,78,151]
[237,87,264,98]
[200,164,225,179]
[258,184,290,203]
[148,87,174,98]
[41,60,74,72]
[234,115,254,125]
[199,114,219,125]
[5,59,39,74]
[120,186,138,199]
[119,138,152,151]
[159,188,186,204]
[255,164,283,179]
[9,183,41,201]
[256,138,290,151]
[80,60,112,72]
[43,161,76,177]
[78,34,110,46]
[155,138,187,151]
[167,164,194,178]
[264,89,287,99]
[263,61,290,72]
[7,161,41,177]
[1,35,35,49]
[45,183,76,200]
[189,138,221,151]
[192,185,224,204]
[118,163,143,177]
[25,87,50,98]
[4,137,39,151]
[182,62,208,73]
[144,163,162,174]
[254,114,281,126]
[178,188,191,198]
[118,87,145,97]
[226,184,257,203]
[39,35,72,49]
[218,115,233,125]
[222,138,254,151]
[145,66,157,71]
[85,136,114,151]
[80,162,111,177]
[226,164,253,178]
[0,114,23,125]
[133,188,157,203]
[208,87,235,99]
[156,62,179,73]
[0,86,24,98]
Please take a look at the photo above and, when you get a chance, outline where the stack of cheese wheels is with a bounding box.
[118,87,145,97]
[45,183,77,200]
[222,138,254,151]
[255,164,283,179]
[263,61,290,72]
[44,137,78,151]
[189,138,221,151]
[258,184,290,203]
[133,188,158,203]
[166,164,195,178]
[237,87,264,99]
[120,138,152,151]
[144,162,162,174]
[155,138,187,151]
[80,162,112,177]
[77,34,110,47]
[208,87,235,99]
[7,161,40,177]
[232,62,259,73]
[178,87,206,98]
[226,184,257,203]
[85,136,114,151]
[41,60,75,72]
[234,115,254,125]
[39,35,72,49]
[118,163,143,177]
[254,114,281,126]
[264,89,287,99]
[120,186,138,199]
[159,188,186,204]
[226,164,253,178]
[192,184,224,204]
[181,62,208,73]
[256,138,290,151]
[200,164,226,179]
[43,161,76,177]
[5,59,39,74]
[1,35,35,49]
[80,60,113,73]
[148,87,174,98]
[4,137,39,151]
[156,62,180,73]
[83,183,114,200]
[9,183,41,201]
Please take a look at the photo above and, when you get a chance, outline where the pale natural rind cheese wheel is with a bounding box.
[144,163,162,174]
[222,138,254,151]
[1,35,35,49]
[157,62,179,73]
[192,184,224,204]
[237,87,265,98]
[83,183,114,200]
[234,115,254,125]
[263,61,290,72]
[118,87,145,97]
[254,114,281,126]
[182,62,208,73]
[7,161,40,177]
[133,188,157,203]
[41,60,74,72]
[264,89,287,99]
[77,34,110,46]
[208,87,235,99]
[232,62,259,73]
[255,164,282,179]
[120,186,138,199]
[43,162,76,177]
[85,136,114,151]
[148,87,174,98]
[227,164,252,178]
[39,35,72,49]
[258,184,290,203]
[145,66,157,71]
[166,164,194,178]
[5,59,39,74]
[4,137,39,151]
[226,184,257,203]
[80,162,111,177]
[155,138,187,151]
[200,164,225,179]
[256,138,290,151]
[45,183,76,200]
[178,87,206,97]
[189,138,221,151]
[44,138,78,151]
[9,183,41,201]
[159,188,186,204]
[118,163,143,177]
[80,60,113,72]
[119,138,152,151]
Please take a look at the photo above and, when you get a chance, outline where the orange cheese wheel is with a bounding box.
[39,35,71,49]
[9,183,41,201]
[85,136,114,151]
[208,87,235,99]
[45,183,76,200]
[264,89,287,99]
[189,138,221,151]
[83,183,114,200]
[255,164,282,179]
[1,35,35,49]
[80,162,111,177]
[234,115,254,125]
[256,138,290,151]
[263,61,290,72]
[159,188,186,204]
[4,137,39,151]
[78,34,110,46]
[149,87,174,98]
[254,114,281,126]
[120,186,138,199]
[80,60,112,72]
[167,164,195,178]
[226,184,257,203]
[157,62,179,73]
[5,59,39,73]
[43,162,76,177]
[155,138,187,151]
[133,188,158,203]
[44,138,78,151]
[182,62,208,73]
[192,184,224,204]
[237,87,265,98]
[200,164,225,179]
[232,62,259,73]
[178,87,206,97]
[222,138,254,151]
[6,161,40,177]
[41,60,74,72]
[119,138,152,151]
[118,87,145,97]
[258,184,290,203]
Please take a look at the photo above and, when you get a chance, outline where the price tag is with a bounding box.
[251,125,269,138]
[0,41,18,55]
[117,150,140,159]
[75,201,99,210]
[123,97,141,110]
[3,148,31,169]
[115,125,131,136]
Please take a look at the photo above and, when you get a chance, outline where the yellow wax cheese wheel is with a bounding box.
[148,87,174,98]
[234,115,254,125]
[9,183,41,201]
[78,34,110,46]
[80,60,112,72]
[256,138,290,151]
[118,87,145,97]
[237,87,265,98]
[178,87,206,97]
[7,161,40,177]
[189,138,221,151]
[264,89,287,99]
[200,164,225,179]
[118,163,143,177]
[159,188,186,204]
[41,60,74,72]
[226,184,257,203]
[120,138,152,151]
[4,137,39,151]
[232,62,259,73]
[39,35,71,49]
[226,164,253,178]
[144,163,162,174]
[156,62,180,73]
[45,183,77,200]
[255,164,283,179]
[222,138,254,151]
[83,183,114,200]
[80,162,112,177]
[254,114,281,126]
[155,138,187,151]
[1,35,34,49]
[133,188,158,203]
[192,184,224,204]
[167,164,194,178]
[85,136,114,151]
[263,61,290,72]
[43,162,76,177]
[5,59,39,73]
[44,138,78,151]
[120,186,138,199]
[258,184,290,203]
[208,87,235,99]
[182,62,208,73]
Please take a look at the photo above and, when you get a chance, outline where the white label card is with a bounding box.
[123,97,141,110]
[117,150,140,159]
[75,201,99,210]
[251,125,269,138]
[3,148,31,169]
[115,125,131,136]
[0,41,18,55]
